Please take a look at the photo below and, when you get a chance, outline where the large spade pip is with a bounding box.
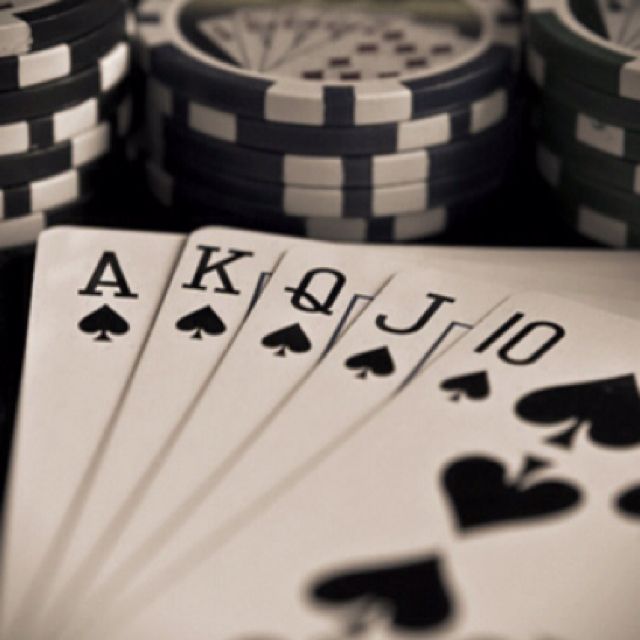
[310,554,453,634]
[515,375,640,449]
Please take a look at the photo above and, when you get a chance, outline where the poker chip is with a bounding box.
[137,0,523,241]
[0,159,109,220]
[190,205,477,243]
[527,48,640,130]
[0,0,127,57]
[537,119,640,196]
[162,189,480,242]
[153,116,515,188]
[525,1,640,246]
[536,94,640,163]
[0,97,132,187]
[0,3,136,243]
[135,0,520,127]
[147,161,503,221]
[527,0,640,101]
[0,81,130,157]
[555,200,640,249]
[0,200,91,250]
[147,80,510,157]
[537,144,640,230]
[0,41,130,125]
[153,153,506,218]
[0,9,128,92]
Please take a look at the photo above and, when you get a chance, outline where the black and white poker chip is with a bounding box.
[147,79,511,156]
[135,0,521,127]
[0,158,109,219]
[0,0,126,56]
[0,41,130,125]
[0,97,132,187]
[0,80,129,157]
[152,114,515,188]
[0,199,91,250]
[146,160,505,220]
[0,8,127,91]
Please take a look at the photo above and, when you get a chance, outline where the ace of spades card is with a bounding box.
[70,292,640,640]
[0,228,185,639]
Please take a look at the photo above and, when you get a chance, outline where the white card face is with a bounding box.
[369,246,640,315]
[0,227,185,638]
[55,243,402,628]
[84,267,511,620]
[374,245,640,280]
[32,227,317,635]
[78,293,640,640]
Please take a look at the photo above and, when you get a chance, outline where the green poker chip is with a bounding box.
[554,198,640,248]
[537,142,640,228]
[536,112,640,195]
[527,46,640,130]
[528,0,640,101]
[535,93,640,162]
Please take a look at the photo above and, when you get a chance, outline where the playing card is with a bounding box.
[29,227,320,635]
[69,266,511,625]
[384,245,640,281]
[372,246,640,316]
[40,238,640,637]
[46,242,404,636]
[69,293,640,640]
[0,227,185,639]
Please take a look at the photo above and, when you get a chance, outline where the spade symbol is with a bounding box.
[176,306,226,340]
[310,554,453,633]
[616,484,640,520]
[440,371,490,402]
[516,374,640,450]
[442,454,581,533]
[261,323,311,357]
[78,305,129,342]
[344,346,395,380]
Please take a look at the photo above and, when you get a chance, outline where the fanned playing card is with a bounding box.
[42,242,406,635]
[27,227,319,636]
[68,266,511,622]
[4,227,640,640]
[65,293,640,640]
[0,228,185,639]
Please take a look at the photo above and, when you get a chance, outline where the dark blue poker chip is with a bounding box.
[152,114,516,188]
[0,80,130,157]
[148,79,512,157]
[146,159,507,220]
[136,0,521,127]
[0,97,132,187]
[0,41,130,125]
[0,0,127,56]
[0,8,128,91]
[0,157,113,219]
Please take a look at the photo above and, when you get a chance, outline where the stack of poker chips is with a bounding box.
[134,0,523,243]
[0,0,133,250]
[527,0,640,249]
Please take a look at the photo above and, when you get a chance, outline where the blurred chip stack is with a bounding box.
[134,0,524,243]
[0,0,133,250]
[527,0,640,248]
